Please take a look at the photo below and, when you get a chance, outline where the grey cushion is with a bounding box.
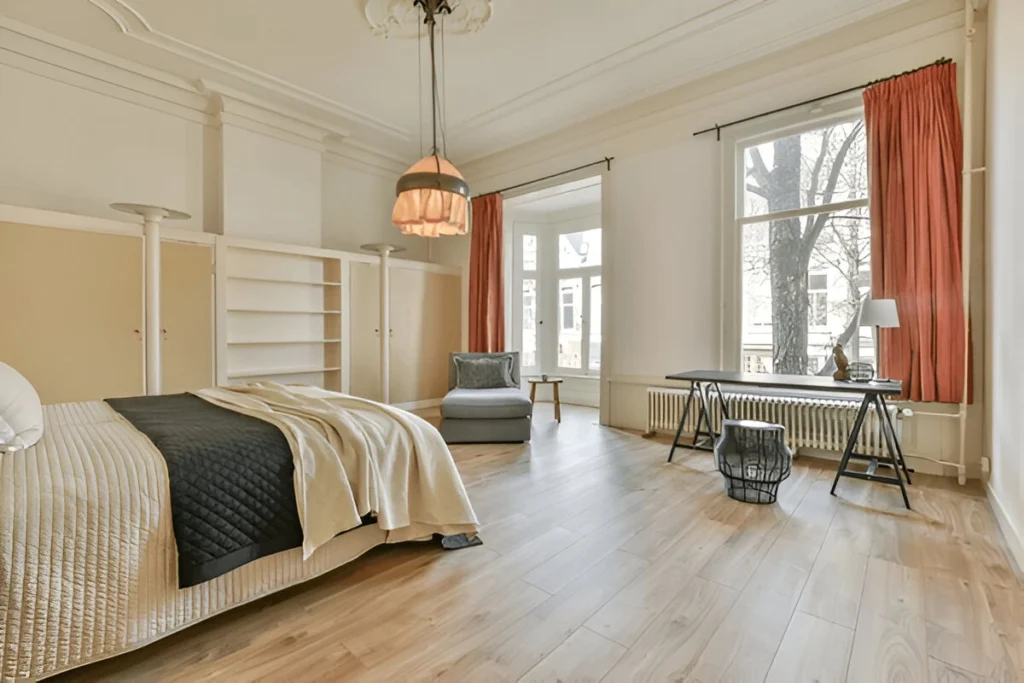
[449,352,520,390]
[454,356,514,389]
[441,388,533,420]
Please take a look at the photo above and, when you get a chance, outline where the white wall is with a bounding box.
[459,1,987,476]
[985,0,1024,569]
[0,28,408,251]
[0,63,206,231]
[221,124,323,246]
[321,156,430,260]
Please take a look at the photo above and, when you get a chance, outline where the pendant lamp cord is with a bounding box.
[428,10,439,159]
[417,14,423,158]
[440,12,448,158]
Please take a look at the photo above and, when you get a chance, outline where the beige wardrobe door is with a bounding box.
[162,240,214,393]
[0,222,144,403]
[348,261,381,401]
[390,268,462,404]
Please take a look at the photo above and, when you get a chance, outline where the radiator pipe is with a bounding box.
[956,0,986,486]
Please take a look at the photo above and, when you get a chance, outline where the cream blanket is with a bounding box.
[196,383,479,558]
[1,388,478,681]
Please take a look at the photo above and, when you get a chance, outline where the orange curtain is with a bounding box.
[469,193,505,352]
[865,62,969,403]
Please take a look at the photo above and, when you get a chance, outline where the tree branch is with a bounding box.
[800,121,865,266]
[747,147,772,193]
[746,183,768,199]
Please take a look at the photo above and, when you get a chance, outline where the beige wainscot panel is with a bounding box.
[389,267,461,405]
[162,239,214,393]
[0,221,144,403]
[348,260,381,401]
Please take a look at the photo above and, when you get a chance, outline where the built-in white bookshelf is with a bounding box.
[221,240,342,391]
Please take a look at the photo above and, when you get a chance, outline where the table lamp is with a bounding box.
[859,298,900,376]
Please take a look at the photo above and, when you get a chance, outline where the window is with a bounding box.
[559,229,602,269]
[522,279,537,368]
[808,272,828,328]
[510,220,602,377]
[523,234,537,271]
[739,117,870,375]
[558,278,583,368]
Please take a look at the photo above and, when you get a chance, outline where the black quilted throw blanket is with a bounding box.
[106,393,304,588]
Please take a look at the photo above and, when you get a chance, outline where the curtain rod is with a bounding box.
[475,157,614,199]
[693,57,952,140]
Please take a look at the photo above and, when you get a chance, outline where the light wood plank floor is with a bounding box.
[57,406,1022,682]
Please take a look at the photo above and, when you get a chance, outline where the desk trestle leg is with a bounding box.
[830,393,911,510]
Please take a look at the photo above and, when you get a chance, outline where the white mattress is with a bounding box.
[0,402,388,682]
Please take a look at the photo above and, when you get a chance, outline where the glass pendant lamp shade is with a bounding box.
[392,154,469,237]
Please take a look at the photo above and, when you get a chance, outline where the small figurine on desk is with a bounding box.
[832,343,850,381]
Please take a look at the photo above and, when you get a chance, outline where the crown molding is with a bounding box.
[449,0,923,163]
[86,0,410,143]
[0,16,211,124]
[324,138,410,177]
[461,3,962,188]
[201,79,349,152]
[0,16,407,161]
[449,0,773,138]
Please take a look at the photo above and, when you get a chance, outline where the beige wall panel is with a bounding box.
[349,261,381,401]
[390,269,462,404]
[162,241,214,393]
[0,221,143,403]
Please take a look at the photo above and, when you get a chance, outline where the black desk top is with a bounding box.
[664,370,902,396]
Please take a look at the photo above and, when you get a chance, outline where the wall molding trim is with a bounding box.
[84,0,409,142]
[0,14,412,170]
[460,5,963,189]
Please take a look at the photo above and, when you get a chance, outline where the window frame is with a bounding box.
[720,98,869,375]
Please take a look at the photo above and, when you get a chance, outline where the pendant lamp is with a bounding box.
[392,0,470,237]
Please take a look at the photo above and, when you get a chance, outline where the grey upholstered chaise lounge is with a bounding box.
[440,352,533,444]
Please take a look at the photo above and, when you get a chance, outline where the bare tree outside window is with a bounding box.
[741,119,872,375]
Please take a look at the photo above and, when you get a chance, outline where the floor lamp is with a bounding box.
[110,203,191,396]
[360,243,405,404]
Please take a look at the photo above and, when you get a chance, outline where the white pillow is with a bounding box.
[0,362,43,450]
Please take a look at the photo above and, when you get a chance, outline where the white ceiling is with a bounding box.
[0,0,920,164]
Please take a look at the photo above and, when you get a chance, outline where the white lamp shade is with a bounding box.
[860,298,900,328]
[392,156,469,237]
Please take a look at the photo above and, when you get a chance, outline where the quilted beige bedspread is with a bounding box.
[0,390,478,681]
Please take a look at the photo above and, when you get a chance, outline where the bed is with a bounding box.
[0,383,480,682]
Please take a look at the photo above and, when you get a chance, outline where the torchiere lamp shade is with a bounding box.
[392,155,469,237]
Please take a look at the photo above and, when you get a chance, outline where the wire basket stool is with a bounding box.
[714,419,793,504]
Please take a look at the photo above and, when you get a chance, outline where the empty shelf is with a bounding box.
[227,366,342,379]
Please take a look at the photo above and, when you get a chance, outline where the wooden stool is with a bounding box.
[527,377,563,423]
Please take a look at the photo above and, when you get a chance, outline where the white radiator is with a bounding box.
[646,386,900,457]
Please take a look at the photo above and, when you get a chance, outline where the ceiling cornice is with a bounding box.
[0,16,415,171]
[85,0,411,142]
[449,0,773,137]
[460,1,962,189]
